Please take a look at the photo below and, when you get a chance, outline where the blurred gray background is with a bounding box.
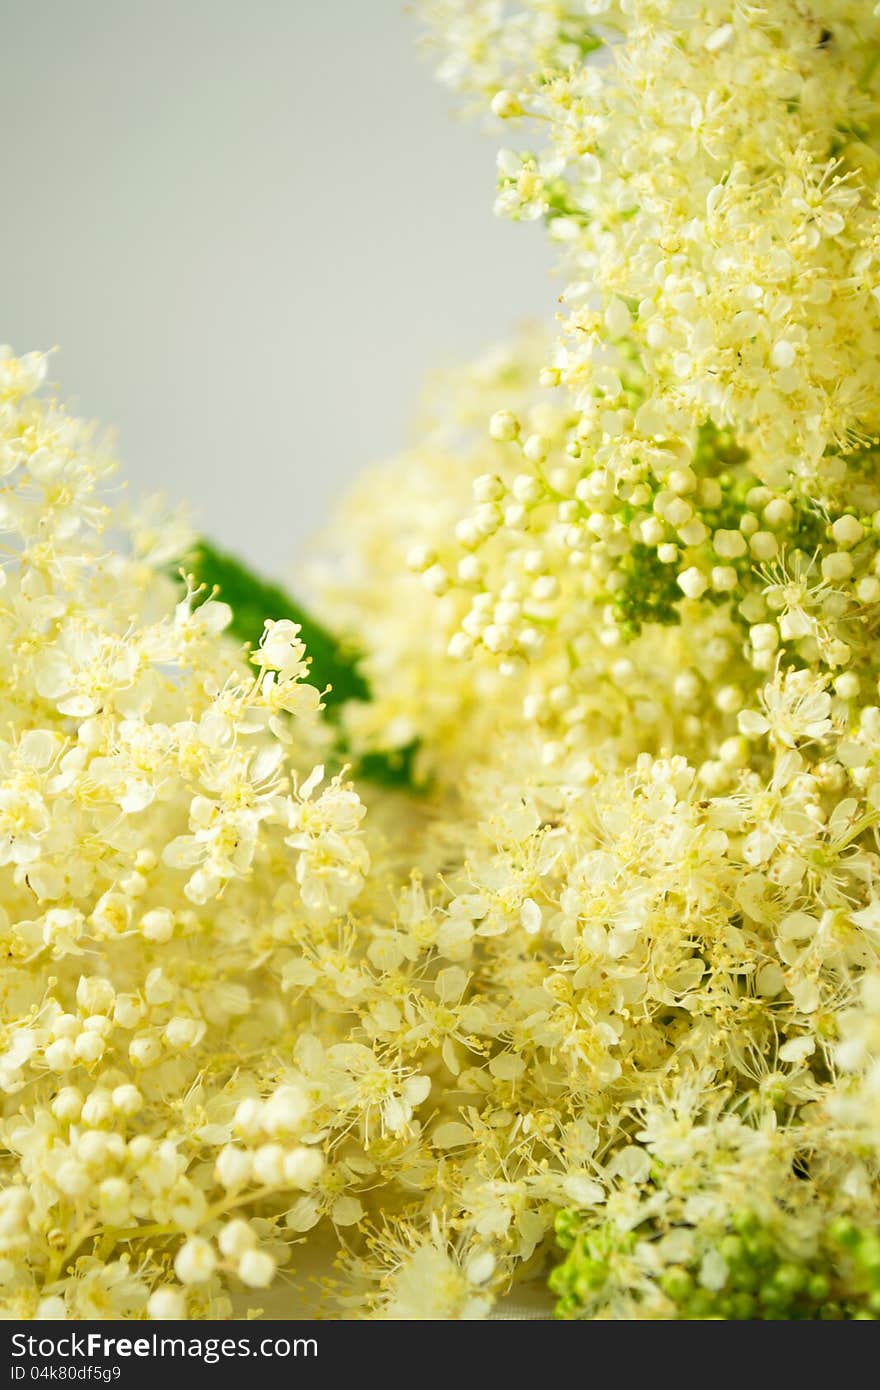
[0,0,551,576]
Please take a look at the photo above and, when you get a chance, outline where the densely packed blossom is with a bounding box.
[7,0,880,1322]
[418,2,880,692]
[0,352,367,1318]
[314,1,880,1317]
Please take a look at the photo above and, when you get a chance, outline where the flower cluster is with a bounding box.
[308,1,880,1317]
[7,0,880,1324]
[551,1130,880,1320]
[0,353,364,1318]
[415,3,880,706]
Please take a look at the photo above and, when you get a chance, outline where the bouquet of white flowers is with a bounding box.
[3,2,880,1320]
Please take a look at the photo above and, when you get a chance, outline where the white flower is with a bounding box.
[739,669,833,748]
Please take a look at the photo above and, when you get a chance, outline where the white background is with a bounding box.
[1,0,552,577]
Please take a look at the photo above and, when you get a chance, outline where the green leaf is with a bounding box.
[177,540,421,791]
[356,742,421,789]
[185,539,369,709]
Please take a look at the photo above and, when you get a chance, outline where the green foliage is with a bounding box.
[550,1208,880,1320]
[357,742,421,789]
[180,540,420,790]
[605,422,834,640]
[184,540,369,709]
[692,419,750,477]
[607,542,683,640]
[558,27,602,61]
